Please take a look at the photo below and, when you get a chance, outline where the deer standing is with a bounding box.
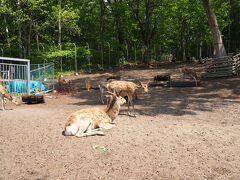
[0,85,19,111]
[62,91,126,137]
[180,67,200,86]
[107,80,149,117]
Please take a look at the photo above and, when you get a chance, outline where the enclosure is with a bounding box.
[0,57,54,96]
[1,65,240,179]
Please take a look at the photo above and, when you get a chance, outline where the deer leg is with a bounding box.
[1,97,5,111]
[134,94,138,101]
[128,96,136,117]
[193,77,197,86]
[78,129,105,137]
[101,123,115,130]
[100,91,104,104]
[127,95,131,116]
[76,123,105,137]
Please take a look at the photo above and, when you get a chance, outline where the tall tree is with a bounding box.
[127,0,158,65]
[202,0,226,57]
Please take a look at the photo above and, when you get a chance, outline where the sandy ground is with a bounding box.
[1,64,240,179]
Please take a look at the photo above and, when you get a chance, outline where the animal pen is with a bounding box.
[0,57,54,96]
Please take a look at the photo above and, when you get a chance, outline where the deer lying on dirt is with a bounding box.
[62,91,126,137]
[180,67,200,86]
[58,76,71,85]
[0,85,19,111]
[107,80,149,117]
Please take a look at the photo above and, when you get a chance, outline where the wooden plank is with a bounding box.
[203,73,233,78]
[206,65,233,70]
[205,61,233,66]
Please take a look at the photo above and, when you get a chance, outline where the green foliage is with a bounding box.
[0,0,237,72]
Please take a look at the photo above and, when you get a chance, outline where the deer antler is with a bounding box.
[106,90,116,96]
[116,90,122,96]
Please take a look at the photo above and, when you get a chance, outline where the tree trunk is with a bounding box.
[58,0,62,45]
[18,22,22,58]
[181,33,186,61]
[35,23,39,51]
[107,0,124,62]
[144,43,151,64]
[199,32,203,63]
[202,0,227,57]
[144,0,151,65]
[28,19,32,56]
[4,15,10,47]
[99,0,105,66]
[128,0,157,65]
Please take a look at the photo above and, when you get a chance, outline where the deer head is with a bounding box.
[137,81,149,94]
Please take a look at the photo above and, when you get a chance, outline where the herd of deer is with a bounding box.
[62,77,149,137]
[0,67,200,138]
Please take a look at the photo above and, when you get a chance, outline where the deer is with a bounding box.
[180,67,200,86]
[107,80,149,117]
[62,91,126,137]
[98,75,121,104]
[0,85,20,111]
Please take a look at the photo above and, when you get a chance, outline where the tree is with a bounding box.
[127,0,159,65]
[202,0,226,57]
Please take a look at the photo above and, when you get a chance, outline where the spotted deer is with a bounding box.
[107,80,149,117]
[62,91,126,137]
[180,67,200,86]
[0,85,19,111]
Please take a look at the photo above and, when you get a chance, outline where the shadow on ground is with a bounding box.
[65,66,240,117]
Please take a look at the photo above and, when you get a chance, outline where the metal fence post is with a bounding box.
[73,43,78,75]
[154,44,156,60]
[107,42,110,65]
[1,48,3,57]
[40,44,46,79]
[134,44,136,63]
[100,42,103,67]
[27,59,30,96]
[126,42,128,61]
[23,46,26,59]
[86,42,91,73]
[58,43,62,74]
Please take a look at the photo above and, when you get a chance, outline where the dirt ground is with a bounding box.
[1,63,240,180]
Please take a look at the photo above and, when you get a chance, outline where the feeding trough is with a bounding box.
[167,80,200,87]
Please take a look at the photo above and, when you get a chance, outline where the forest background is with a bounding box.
[0,0,239,72]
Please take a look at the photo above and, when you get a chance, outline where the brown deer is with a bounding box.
[62,91,126,137]
[180,67,200,86]
[107,80,149,117]
[0,85,19,111]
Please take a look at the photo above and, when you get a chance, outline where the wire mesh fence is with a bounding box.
[30,64,55,94]
[0,57,54,96]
